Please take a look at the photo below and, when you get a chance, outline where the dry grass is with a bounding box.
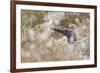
[21,10,90,63]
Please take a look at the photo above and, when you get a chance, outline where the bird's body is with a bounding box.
[52,28,77,43]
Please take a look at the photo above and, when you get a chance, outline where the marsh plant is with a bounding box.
[21,10,90,63]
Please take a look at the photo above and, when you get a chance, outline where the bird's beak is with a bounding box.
[52,28,63,33]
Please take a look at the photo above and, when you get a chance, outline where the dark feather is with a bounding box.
[52,28,77,42]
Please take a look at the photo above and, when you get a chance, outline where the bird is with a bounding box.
[52,27,77,43]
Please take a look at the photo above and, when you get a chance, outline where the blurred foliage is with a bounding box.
[21,10,90,63]
[59,12,90,27]
[21,10,47,28]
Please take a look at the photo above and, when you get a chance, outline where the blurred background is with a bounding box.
[21,10,90,63]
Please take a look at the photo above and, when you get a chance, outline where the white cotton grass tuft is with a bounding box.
[37,31,50,42]
[46,40,53,48]
[28,28,35,42]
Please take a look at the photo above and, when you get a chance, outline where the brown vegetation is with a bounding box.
[21,10,90,63]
